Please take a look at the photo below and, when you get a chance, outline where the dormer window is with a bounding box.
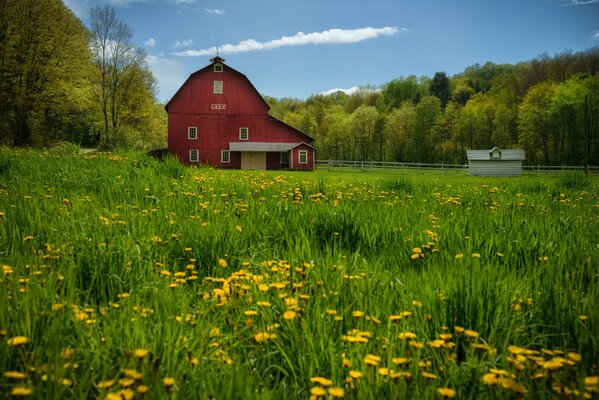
[214,64,223,72]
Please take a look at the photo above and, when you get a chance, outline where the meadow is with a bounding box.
[0,147,598,399]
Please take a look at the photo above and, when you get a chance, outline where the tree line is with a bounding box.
[267,48,599,166]
[0,0,165,149]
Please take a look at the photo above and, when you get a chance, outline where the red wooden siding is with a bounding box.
[166,57,315,170]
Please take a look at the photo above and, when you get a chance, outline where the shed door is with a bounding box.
[241,152,266,170]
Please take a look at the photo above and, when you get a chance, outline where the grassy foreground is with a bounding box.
[0,148,598,399]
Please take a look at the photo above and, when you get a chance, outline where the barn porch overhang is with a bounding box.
[229,142,304,152]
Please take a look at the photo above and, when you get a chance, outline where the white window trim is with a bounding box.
[214,64,223,72]
[188,127,197,140]
[239,127,249,141]
[221,150,230,163]
[214,80,223,94]
[298,150,308,164]
[280,151,289,164]
[189,149,199,163]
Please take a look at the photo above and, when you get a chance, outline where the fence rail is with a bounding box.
[315,159,599,174]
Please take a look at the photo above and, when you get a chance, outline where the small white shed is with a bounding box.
[466,147,525,176]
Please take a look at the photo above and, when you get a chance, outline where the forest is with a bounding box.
[1,0,598,166]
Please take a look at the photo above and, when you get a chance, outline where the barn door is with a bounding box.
[241,152,266,170]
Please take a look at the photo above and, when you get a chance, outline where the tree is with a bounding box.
[429,72,451,109]
[0,0,92,146]
[518,82,557,165]
[89,5,151,146]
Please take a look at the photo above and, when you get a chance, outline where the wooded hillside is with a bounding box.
[267,48,599,166]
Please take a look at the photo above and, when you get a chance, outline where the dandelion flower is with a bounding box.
[310,386,327,396]
[163,377,175,388]
[579,315,587,321]
[421,371,438,379]
[97,379,116,389]
[235,225,242,233]
[283,310,297,320]
[310,377,333,386]
[328,387,344,397]
[437,387,456,397]
[471,252,481,258]
[464,329,479,338]
[137,385,149,394]
[349,370,363,379]
[218,258,228,268]
[134,348,149,359]
[10,386,33,396]
[4,371,27,379]
[481,373,497,385]
[7,336,28,346]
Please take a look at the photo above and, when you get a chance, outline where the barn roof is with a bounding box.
[165,58,271,112]
[467,148,525,161]
[229,142,316,152]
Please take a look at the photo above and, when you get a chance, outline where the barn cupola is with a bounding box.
[211,55,225,72]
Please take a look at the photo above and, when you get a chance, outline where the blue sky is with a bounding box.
[64,0,599,103]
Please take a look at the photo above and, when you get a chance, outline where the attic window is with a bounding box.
[214,64,223,72]
[214,80,223,94]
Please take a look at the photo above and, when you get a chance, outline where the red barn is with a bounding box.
[165,56,315,170]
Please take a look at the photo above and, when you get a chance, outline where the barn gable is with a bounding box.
[166,57,315,170]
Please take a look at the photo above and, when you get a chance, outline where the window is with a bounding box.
[189,149,199,163]
[239,127,249,141]
[280,151,289,164]
[214,80,223,94]
[221,150,230,163]
[298,150,308,164]
[188,127,197,140]
[214,64,223,72]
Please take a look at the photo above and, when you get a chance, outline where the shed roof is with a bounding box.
[466,148,525,161]
[229,142,315,152]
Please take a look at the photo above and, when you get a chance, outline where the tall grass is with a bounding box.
[0,148,597,399]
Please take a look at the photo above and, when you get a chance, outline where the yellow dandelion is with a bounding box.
[567,352,581,362]
[310,386,327,396]
[310,377,333,387]
[352,310,364,318]
[328,387,344,397]
[10,386,33,396]
[137,385,149,394]
[481,373,498,385]
[23,236,34,242]
[412,300,423,307]
[256,301,271,307]
[134,348,149,359]
[163,377,175,388]
[349,370,363,379]
[119,378,135,387]
[258,283,269,292]
[283,310,297,320]
[4,371,27,379]
[235,225,243,233]
[578,315,587,321]
[392,357,410,365]
[422,371,438,379]
[455,253,464,259]
[97,379,116,389]
[410,253,421,260]
[437,387,456,397]
[454,326,464,334]
[378,367,389,376]
[244,310,258,316]
[363,354,381,366]
[7,336,28,346]
[464,329,479,338]
[218,258,228,268]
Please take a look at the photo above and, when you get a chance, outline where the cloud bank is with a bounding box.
[206,8,225,15]
[144,38,156,47]
[174,39,194,48]
[174,26,403,57]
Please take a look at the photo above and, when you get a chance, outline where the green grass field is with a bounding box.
[1,148,598,399]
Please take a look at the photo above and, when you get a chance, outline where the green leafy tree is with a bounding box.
[429,72,451,109]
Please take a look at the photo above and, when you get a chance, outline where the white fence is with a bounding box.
[315,159,599,174]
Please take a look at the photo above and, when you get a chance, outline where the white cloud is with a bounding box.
[594,31,599,39]
[320,87,361,96]
[144,38,157,47]
[206,8,225,15]
[174,26,404,57]
[174,39,194,48]
[567,0,599,4]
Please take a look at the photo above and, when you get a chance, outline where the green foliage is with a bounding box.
[0,150,598,398]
